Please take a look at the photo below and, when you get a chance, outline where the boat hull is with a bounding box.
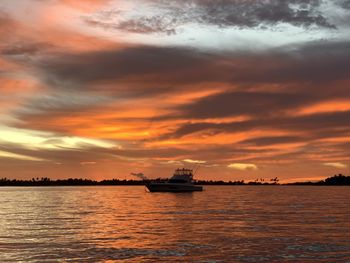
[146,183,203,192]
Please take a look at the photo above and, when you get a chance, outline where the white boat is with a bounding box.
[146,168,203,192]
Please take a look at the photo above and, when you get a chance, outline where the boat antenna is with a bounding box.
[193,163,201,175]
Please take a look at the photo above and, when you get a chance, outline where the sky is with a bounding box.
[1,0,350,182]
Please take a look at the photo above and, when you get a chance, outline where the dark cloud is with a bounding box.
[113,147,190,159]
[38,41,350,88]
[272,111,350,135]
[15,91,110,118]
[185,0,332,28]
[340,0,350,9]
[86,0,336,35]
[179,91,315,119]
[241,136,304,146]
[168,110,350,139]
[39,46,208,87]
[85,15,177,35]
[1,42,51,56]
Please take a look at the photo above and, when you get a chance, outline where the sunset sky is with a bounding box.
[1,0,350,182]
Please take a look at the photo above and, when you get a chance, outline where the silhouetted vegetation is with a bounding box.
[289,174,350,186]
[0,177,145,186]
[0,177,257,186]
[0,174,349,186]
[324,174,350,185]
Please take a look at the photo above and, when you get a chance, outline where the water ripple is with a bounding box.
[0,186,349,262]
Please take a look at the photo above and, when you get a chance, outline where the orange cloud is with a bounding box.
[60,0,110,11]
[294,100,350,116]
[1,1,350,182]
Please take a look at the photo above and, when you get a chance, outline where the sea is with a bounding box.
[0,186,349,262]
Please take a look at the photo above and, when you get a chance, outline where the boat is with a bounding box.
[146,168,203,192]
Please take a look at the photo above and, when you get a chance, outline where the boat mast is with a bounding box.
[193,163,201,176]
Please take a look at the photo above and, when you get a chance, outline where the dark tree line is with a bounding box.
[0,174,349,186]
[0,177,145,186]
[323,174,350,185]
[288,174,350,186]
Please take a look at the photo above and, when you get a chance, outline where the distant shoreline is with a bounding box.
[0,174,349,187]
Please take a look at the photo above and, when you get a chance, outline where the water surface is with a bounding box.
[0,186,349,262]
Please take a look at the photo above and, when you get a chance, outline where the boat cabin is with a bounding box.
[169,168,194,183]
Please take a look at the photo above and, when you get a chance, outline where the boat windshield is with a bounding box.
[173,168,193,176]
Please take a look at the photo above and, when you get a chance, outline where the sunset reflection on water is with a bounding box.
[0,186,350,262]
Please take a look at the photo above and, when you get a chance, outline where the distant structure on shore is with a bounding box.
[0,174,349,187]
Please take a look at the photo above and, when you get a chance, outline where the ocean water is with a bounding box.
[0,186,349,262]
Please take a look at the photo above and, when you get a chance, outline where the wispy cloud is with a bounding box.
[324,162,348,169]
[0,150,45,162]
[183,159,206,164]
[228,163,258,171]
